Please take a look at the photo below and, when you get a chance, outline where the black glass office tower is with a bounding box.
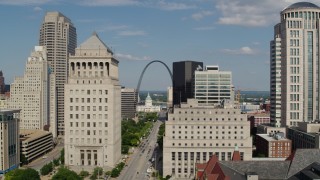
[173,61,203,105]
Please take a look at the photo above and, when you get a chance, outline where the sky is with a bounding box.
[0,0,318,91]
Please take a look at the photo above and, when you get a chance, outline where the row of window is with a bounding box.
[172,125,244,129]
[172,142,244,147]
[69,89,108,95]
[69,98,108,103]
[70,138,106,144]
[171,135,244,140]
[70,105,108,111]
[70,121,108,128]
[172,130,244,134]
[69,113,108,119]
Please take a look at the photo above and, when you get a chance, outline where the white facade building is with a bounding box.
[163,99,252,179]
[136,93,161,112]
[8,46,56,133]
[40,11,77,136]
[167,86,173,109]
[271,2,320,127]
[0,109,20,174]
[65,33,121,169]
[194,66,233,105]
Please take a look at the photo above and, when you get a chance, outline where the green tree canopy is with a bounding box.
[5,168,40,180]
[52,167,81,180]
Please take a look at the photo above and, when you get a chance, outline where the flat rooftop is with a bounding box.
[20,129,52,142]
[257,134,290,142]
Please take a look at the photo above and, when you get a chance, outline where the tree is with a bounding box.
[5,168,40,180]
[79,170,89,178]
[52,166,81,180]
[121,145,129,154]
[60,148,65,164]
[20,153,28,165]
[40,162,53,175]
[90,167,103,180]
[53,158,60,166]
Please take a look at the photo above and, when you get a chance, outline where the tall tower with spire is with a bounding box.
[64,32,121,168]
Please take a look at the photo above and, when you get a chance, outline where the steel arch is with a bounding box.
[136,60,173,93]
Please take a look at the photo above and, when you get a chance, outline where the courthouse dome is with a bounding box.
[284,2,319,10]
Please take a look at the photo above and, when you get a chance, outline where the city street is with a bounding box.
[27,140,64,171]
[119,120,162,180]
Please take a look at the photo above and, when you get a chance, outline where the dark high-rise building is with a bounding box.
[121,87,138,119]
[173,61,203,105]
[0,70,4,94]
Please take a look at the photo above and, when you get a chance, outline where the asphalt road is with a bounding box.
[119,120,162,180]
[27,140,64,171]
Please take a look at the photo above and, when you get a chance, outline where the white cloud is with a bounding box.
[191,10,213,20]
[33,6,42,11]
[221,46,257,55]
[193,26,215,31]
[115,53,151,61]
[0,0,51,5]
[79,0,139,6]
[118,30,147,36]
[215,0,319,27]
[157,1,196,11]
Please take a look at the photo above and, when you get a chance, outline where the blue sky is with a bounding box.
[0,0,317,91]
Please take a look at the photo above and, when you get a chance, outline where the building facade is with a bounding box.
[271,2,320,127]
[64,33,121,168]
[0,71,4,94]
[287,121,320,150]
[256,124,286,137]
[256,133,291,158]
[0,110,20,174]
[167,86,173,109]
[20,130,53,162]
[136,93,161,112]
[121,87,137,119]
[8,46,55,131]
[194,66,233,105]
[39,11,77,136]
[163,99,252,179]
[173,61,203,105]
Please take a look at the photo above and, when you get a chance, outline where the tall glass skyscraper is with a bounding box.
[172,61,203,105]
[39,12,77,136]
[270,2,320,127]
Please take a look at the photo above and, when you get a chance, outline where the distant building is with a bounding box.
[256,133,291,158]
[287,121,320,150]
[0,109,20,174]
[0,71,5,94]
[20,130,53,162]
[65,33,121,168]
[173,61,203,105]
[0,94,8,109]
[40,11,77,136]
[167,86,173,109]
[256,124,286,137]
[248,112,270,128]
[240,102,260,113]
[194,65,233,105]
[121,87,138,119]
[136,93,161,112]
[8,46,56,133]
[163,99,252,179]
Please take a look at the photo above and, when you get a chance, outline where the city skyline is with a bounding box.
[1,0,318,91]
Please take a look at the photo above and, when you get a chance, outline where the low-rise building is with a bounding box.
[256,125,286,137]
[0,94,8,109]
[20,130,53,162]
[163,99,252,179]
[248,112,270,128]
[287,122,320,150]
[0,109,20,174]
[256,133,291,158]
